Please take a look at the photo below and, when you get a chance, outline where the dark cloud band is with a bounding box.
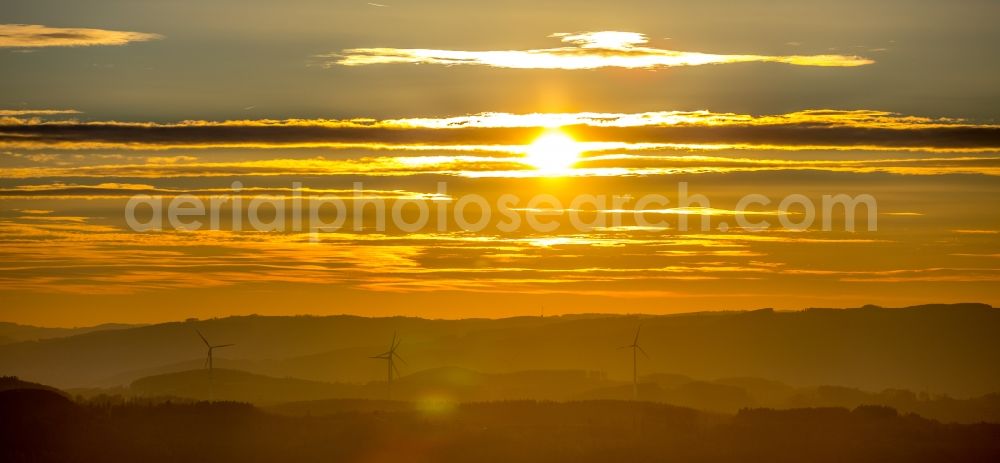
[2,117,998,151]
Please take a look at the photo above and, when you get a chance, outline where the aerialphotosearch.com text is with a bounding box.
[125,181,878,238]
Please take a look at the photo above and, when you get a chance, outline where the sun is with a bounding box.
[522,130,584,173]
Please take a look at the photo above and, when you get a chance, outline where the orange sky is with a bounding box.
[1,1,998,326]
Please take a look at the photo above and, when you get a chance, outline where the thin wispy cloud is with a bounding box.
[0,109,80,116]
[0,24,162,48]
[2,213,995,296]
[324,31,874,70]
[0,182,450,200]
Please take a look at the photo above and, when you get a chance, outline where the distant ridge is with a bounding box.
[0,303,997,397]
[124,366,1000,423]
[0,322,137,345]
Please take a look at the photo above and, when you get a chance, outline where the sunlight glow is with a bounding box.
[522,130,584,173]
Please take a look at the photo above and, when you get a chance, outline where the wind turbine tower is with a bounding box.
[371,332,405,400]
[621,325,649,400]
[196,329,234,401]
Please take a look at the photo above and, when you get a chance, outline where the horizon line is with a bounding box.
[5,302,993,330]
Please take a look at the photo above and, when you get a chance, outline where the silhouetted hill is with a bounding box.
[576,379,752,412]
[396,367,615,401]
[714,376,797,404]
[131,368,359,404]
[0,375,67,396]
[0,322,134,345]
[267,398,414,416]
[0,388,84,458]
[129,367,618,404]
[2,396,999,463]
[1,303,997,397]
[121,366,1000,423]
[0,388,76,415]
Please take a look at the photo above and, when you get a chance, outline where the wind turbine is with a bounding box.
[196,329,234,401]
[620,324,649,400]
[370,332,405,400]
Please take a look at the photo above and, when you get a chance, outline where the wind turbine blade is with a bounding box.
[196,329,210,347]
[392,362,401,379]
[638,345,650,360]
[393,352,407,365]
[214,344,235,349]
[634,325,641,345]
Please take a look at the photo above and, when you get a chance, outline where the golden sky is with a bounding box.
[1,0,998,325]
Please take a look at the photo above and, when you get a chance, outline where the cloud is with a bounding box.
[3,152,997,179]
[323,31,874,70]
[0,182,450,200]
[0,110,997,153]
[0,24,162,48]
[3,208,993,297]
[952,229,998,235]
[0,109,81,126]
[14,209,54,215]
[0,109,80,116]
[0,212,898,296]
